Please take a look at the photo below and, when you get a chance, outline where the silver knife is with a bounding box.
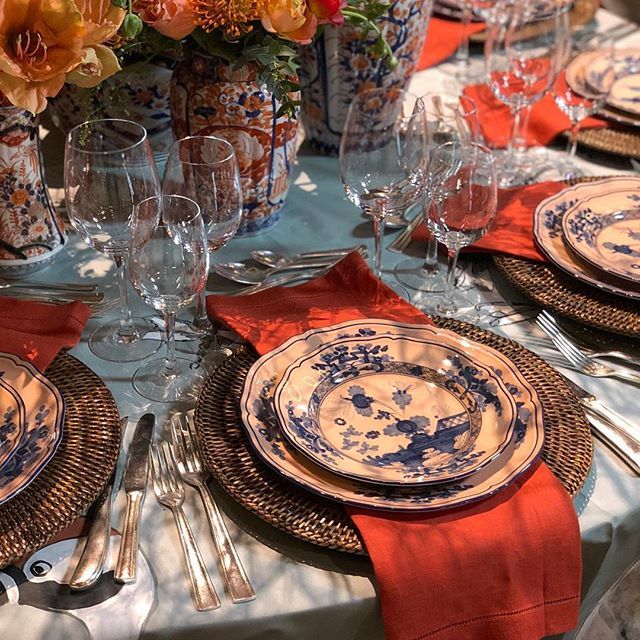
[562,375,640,475]
[115,413,155,584]
[70,417,128,590]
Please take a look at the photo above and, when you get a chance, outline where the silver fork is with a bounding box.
[171,415,255,603]
[536,311,640,386]
[149,442,220,611]
[387,211,423,253]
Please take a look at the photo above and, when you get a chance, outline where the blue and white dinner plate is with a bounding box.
[0,378,27,472]
[240,319,544,512]
[608,73,640,117]
[533,176,640,300]
[584,47,640,95]
[0,352,64,505]
[562,189,640,285]
[273,333,517,486]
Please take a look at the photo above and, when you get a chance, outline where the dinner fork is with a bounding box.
[536,311,640,386]
[171,414,255,603]
[149,442,220,611]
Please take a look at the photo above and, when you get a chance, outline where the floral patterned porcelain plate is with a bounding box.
[240,319,543,511]
[562,191,640,284]
[533,177,640,300]
[273,333,516,486]
[584,47,640,94]
[0,352,64,505]
[0,377,26,472]
[608,73,640,117]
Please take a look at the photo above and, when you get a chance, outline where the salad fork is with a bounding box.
[171,414,255,603]
[536,311,640,386]
[150,442,220,611]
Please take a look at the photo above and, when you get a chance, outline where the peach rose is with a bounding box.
[0,0,86,114]
[134,0,197,40]
[262,0,318,44]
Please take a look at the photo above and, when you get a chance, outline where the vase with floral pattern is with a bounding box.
[48,60,175,163]
[0,106,66,276]
[299,0,433,155]
[170,57,299,236]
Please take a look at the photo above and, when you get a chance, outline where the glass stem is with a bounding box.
[566,119,580,159]
[424,234,438,270]
[372,213,386,280]
[113,254,138,341]
[162,308,178,378]
[457,2,472,66]
[443,248,461,307]
[514,105,531,152]
[192,290,211,332]
[506,105,524,169]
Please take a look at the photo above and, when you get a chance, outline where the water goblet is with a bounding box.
[425,141,497,317]
[340,88,428,290]
[129,195,210,403]
[64,119,161,362]
[162,136,242,340]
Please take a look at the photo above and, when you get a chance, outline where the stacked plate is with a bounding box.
[0,352,64,506]
[534,176,640,300]
[239,318,545,512]
[566,48,640,129]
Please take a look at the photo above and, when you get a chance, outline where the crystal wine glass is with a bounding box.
[340,88,428,288]
[455,0,498,83]
[425,141,497,316]
[552,38,615,179]
[162,136,242,338]
[64,119,161,362]
[129,195,209,402]
[485,0,569,187]
[394,93,480,292]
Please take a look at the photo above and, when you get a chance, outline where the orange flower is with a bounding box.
[10,189,29,206]
[134,0,197,40]
[0,0,86,114]
[67,0,124,88]
[262,0,318,44]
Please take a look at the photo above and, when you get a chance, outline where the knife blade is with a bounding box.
[561,375,640,475]
[70,416,128,590]
[115,413,155,584]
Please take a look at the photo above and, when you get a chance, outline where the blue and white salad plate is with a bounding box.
[240,319,544,512]
[534,177,640,300]
[0,377,27,472]
[562,189,640,285]
[608,73,640,117]
[0,352,64,505]
[273,333,517,486]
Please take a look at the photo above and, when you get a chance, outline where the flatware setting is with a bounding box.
[250,246,363,268]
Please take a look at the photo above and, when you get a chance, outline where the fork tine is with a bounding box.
[164,442,184,494]
[539,312,590,366]
[175,416,196,472]
[184,415,201,467]
[537,314,587,370]
[170,419,187,469]
[149,444,161,495]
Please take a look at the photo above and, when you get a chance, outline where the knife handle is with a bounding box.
[70,483,113,590]
[115,492,142,584]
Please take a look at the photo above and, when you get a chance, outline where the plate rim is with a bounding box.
[0,377,27,473]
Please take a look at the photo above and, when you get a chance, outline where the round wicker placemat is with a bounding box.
[195,318,593,556]
[0,353,120,568]
[574,126,640,159]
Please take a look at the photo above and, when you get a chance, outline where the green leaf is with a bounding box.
[111,0,127,8]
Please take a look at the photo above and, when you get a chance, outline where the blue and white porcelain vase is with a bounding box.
[0,106,66,277]
[299,0,433,155]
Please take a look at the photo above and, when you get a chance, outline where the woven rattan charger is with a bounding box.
[195,318,593,556]
[0,353,121,568]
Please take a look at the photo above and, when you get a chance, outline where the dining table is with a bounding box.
[0,6,638,640]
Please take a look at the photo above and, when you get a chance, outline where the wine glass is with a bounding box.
[394,93,480,292]
[64,119,162,362]
[162,136,242,339]
[129,195,210,402]
[340,88,428,288]
[425,141,497,316]
[455,0,498,83]
[552,38,615,179]
[485,0,569,187]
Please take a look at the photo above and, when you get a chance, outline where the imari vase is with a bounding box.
[48,61,174,162]
[170,57,299,236]
[299,0,433,155]
[0,106,66,276]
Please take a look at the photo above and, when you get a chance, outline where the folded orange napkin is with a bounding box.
[0,297,90,370]
[463,81,608,148]
[417,16,486,70]
[206,252,581,640]
[413,180,571,262]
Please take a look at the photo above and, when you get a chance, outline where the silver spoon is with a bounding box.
[214,258,341,285]
[251,246,364,268]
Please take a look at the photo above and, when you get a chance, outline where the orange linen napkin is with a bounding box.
[463,82,608,148]
[206,251,582,640]
[417,17,486,70]
[413,180,570,262]
[0,297,90,370]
